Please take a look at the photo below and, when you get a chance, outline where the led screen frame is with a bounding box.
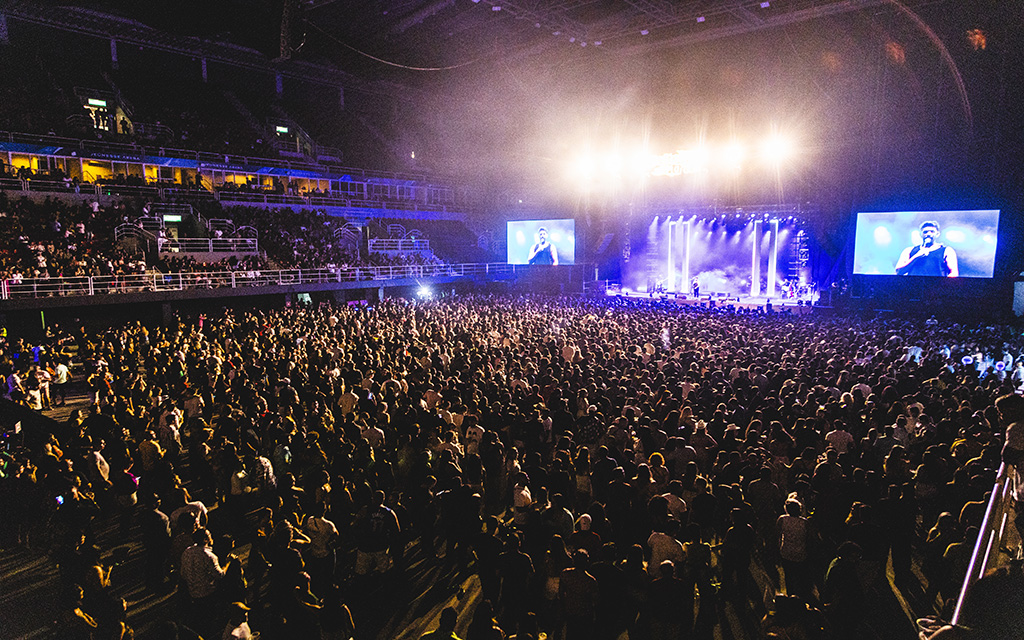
[853,210,999,278]
[507,219,576,265]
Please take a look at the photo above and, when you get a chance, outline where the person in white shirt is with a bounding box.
[221,602,257,640]
[181,528,231,604]
[303,503,339,590]
[777,499,811,598]
[647,522,685,575]
[825,424,854,454]
[52,360,71,406]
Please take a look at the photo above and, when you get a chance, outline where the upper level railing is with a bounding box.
[368,238,431,252]
[0,177,465,217]
[0,129,434,183]
[0,262,530,300]
[158,237,259,254]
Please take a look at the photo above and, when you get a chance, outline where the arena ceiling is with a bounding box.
[29,0,1023,208]
[296,0,953,74]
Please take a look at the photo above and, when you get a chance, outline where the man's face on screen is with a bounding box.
[921,226,938,246]
[538,229,548,244]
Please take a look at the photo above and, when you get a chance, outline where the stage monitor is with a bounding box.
[853,210,999,278]
[507,219,576,265]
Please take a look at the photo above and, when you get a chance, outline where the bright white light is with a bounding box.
[873,226,892,245]
[983,234,995,244]
[551,232,563,242]
[571,155,595,186]
[721,142,745,169]
[516,230,526,245]
[417,285,433,297]
[690,146,710,173]
[761,134,794,163]
[604,154,623,176]
[945,229,966,243]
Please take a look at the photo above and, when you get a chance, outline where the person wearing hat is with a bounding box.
[894,220,959,276]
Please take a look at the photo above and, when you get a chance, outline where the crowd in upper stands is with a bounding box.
[1,295,1023,640]
[0,194,475,286]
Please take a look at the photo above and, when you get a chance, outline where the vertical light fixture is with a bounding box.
[666,219,675,292]
[681,219,692,296]
[767,219,779,298]
[751,220,762,297]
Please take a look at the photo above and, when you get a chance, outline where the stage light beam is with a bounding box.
[760,134,794,164]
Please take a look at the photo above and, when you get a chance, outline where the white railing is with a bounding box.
[0,262,535,300]
[368,238,431,252]
[158,237,259,254]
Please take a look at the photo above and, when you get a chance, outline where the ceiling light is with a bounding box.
[492,5,501,10]
[594,41,602,46]
[696,16,705,22]
[760,1,770,7]
[640,29,649,35]
[553,31,561,36]
[569,36,576,42]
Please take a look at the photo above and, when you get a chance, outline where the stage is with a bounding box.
[616,289,817,314]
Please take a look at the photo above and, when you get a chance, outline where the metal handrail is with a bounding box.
[158,237,259,253]
[951,463,1021,626]
[0,262,538,299]
[369,238,431,252]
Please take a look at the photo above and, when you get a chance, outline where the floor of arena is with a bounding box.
[0,384,928,640]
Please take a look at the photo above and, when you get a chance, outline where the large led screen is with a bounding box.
[507,219,576,265]
[853,210,999,278]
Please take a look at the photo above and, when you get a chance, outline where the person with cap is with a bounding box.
[895,220,959,276]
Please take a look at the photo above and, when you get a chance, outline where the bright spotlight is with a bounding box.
[721,142,745,169]
[760,134,794,164]
[571,155,595,187]
[604,154,623,176]
[417,285,433,298]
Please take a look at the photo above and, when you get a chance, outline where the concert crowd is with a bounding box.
[1,294,1022,640]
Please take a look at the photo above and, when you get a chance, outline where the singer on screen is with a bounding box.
[894,220,958,277]
[527,227,559,265]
